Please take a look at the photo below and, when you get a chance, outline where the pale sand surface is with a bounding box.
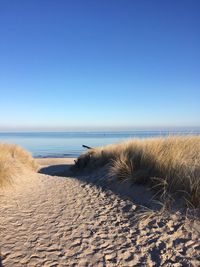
[0,158,199,266]
[36,158,76,167]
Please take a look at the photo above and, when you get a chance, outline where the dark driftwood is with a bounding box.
[82,145,93,149]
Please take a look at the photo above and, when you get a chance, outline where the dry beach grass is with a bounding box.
[0,144,38,186]
[0,138,200,266]
[74,136,200,208]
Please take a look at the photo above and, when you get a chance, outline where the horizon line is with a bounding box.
[0,126,200,133]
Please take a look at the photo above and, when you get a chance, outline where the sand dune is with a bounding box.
[0,159,199,266]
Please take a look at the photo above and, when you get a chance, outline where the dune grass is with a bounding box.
[0,144,38,186]
[75,136,200,208]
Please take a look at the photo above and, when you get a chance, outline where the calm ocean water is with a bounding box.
[0,130,199,158]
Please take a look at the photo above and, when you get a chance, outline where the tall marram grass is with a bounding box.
[0,144,38,186]
[75,136,200,207]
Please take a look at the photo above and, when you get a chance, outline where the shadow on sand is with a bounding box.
[39,164,72,177]
[0,256,3,267]
[39,163,157,210]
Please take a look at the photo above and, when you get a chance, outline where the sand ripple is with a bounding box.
[0,171,199,266]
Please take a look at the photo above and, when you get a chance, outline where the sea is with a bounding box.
[0,129,199,158]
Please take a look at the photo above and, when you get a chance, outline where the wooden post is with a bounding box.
[82,145,93,149]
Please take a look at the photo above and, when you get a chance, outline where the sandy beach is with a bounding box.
[1,0,199,265]
[0,157,199,266]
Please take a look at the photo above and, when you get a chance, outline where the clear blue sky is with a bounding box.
[0,0,199,131]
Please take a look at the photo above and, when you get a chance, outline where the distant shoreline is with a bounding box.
[1,130,200,159]
[35,155,78,159]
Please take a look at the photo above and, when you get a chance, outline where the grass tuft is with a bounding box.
[74,136,200,208]
[0,143,38,186]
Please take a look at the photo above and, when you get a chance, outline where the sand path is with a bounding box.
[0,160,199,266]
